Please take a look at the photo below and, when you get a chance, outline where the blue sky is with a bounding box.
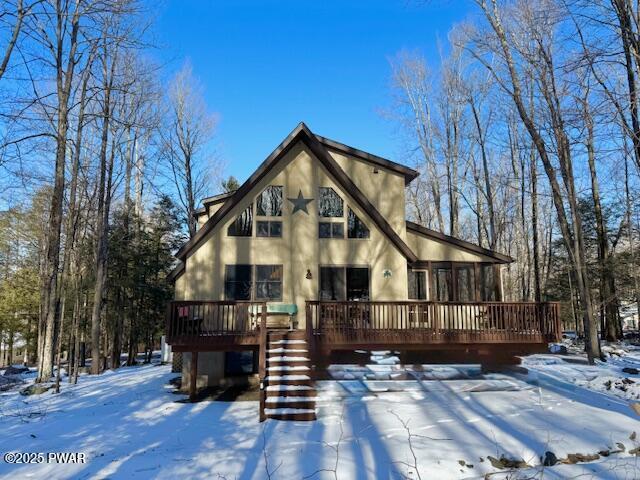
[155,1,472,188]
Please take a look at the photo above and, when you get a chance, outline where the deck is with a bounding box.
[166,300,561,351]
[166,299,561,418]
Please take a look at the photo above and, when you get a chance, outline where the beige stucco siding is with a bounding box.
[180,141,408,326]
[328,148,407,239]
[406,230,497,263]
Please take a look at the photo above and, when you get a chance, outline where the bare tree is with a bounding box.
[161,62,218,239]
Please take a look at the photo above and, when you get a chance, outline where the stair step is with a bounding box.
[267,365,310,372]
[265,374,310,381]
[265,408,317,421]
[267,356,309,362]
[265,387,317,397]
[267,347,308,354]
[269,339,307,345]
[267,331,306,341]
[265,398,317,410]
[265,396,318,403]
[265,384,314,392]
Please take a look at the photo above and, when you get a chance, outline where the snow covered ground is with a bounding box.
[0,348,639,479]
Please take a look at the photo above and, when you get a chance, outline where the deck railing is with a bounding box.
[166,300,267,348]
[306,300,561,346]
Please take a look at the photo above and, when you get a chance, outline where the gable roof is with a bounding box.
[174,122,419,263]
[406,221,513,264]
[314,134,419,185]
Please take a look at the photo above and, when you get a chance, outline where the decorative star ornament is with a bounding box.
[288,189,313,215]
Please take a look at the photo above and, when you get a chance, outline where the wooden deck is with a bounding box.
[167,300,561,351]
[305,301,561,352]
[166,299,560,419]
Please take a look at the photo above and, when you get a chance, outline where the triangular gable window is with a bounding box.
[228,205,253,236]
[347,208,369,238]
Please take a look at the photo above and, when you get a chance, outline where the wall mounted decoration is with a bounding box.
[288,189,313,215]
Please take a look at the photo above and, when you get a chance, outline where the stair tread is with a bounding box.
[266,384,313,391]
[265,408,316,414]
[265,374,310,381]
[267,348,308,353]
[267,366,309,371]
[268,356,309,361]
[265,396,318,403]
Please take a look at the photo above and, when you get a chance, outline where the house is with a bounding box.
[166,122,560,420]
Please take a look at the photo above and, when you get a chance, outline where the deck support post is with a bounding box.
[189,351,198,402]
[259,303,267,422]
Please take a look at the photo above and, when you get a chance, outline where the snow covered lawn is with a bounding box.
[1,354,639,479]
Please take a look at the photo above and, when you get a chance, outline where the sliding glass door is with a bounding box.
[319,266,369,301]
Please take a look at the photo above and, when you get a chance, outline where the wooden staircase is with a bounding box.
[260,330,316,421]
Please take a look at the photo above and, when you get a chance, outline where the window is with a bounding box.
[456,265,476,302]
[347,208,369,238]
[227,205,253,236]
[319,267,346,301]
[319,266,369,301]
[225,351,256,376]
[319,222,344,238]
[255,265,283,300]
[432,265,453,302]
[480,264,497,301]
[256,186,283,216]
[225,265,252,300]
[225,264,283,301]
[318,187,343,217]
[408,269,427,300]
[257,220,282,237]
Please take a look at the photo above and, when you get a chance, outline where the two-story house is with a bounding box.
[166,122,560,421]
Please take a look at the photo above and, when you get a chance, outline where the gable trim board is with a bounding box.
[174,122,418,264]
[406,221,513,265]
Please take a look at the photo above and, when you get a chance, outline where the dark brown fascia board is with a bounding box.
[168,261,185,282]
[175,122,307,260]
[202,190,236,207]
[406,220,513,264]
[314,134,419,185]
[175,122,419,263]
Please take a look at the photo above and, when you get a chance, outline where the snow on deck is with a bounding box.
[1,346,640,479]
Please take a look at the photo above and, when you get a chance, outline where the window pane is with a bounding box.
[225,265,251,282]
[432,266,452,302]
[256,186,283,216]
[480,265,496,301]
[256,265,282,282]
[225,265,252,300]
[320,267,346,300]
[332,223,344,238]
[346,267,369,300]
[319,222,331,238]
[347,208,370,238]
[408,270,427,300]
[255,265,282,300]
[227,205,253,236]
[456,266,475,301]
[318,187,344,217]
[269,221,282,237]
[256,221,269,237]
